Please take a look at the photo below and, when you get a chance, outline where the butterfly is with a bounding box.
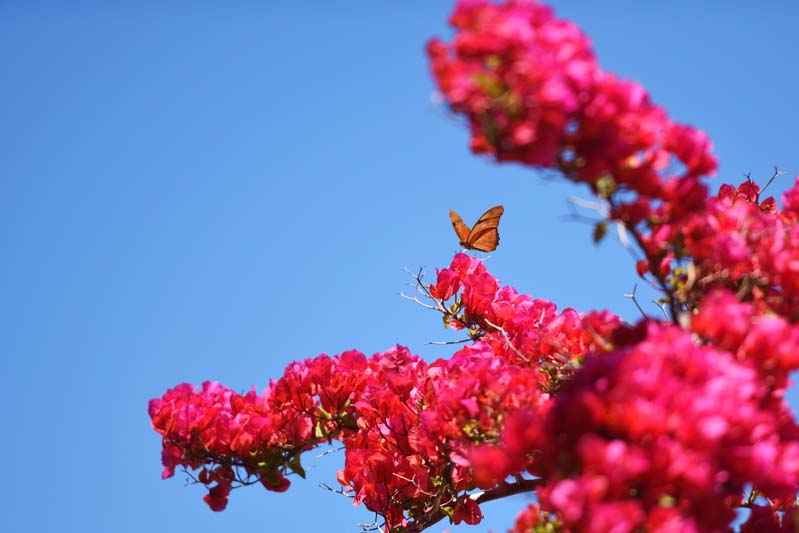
[449,205,504,252]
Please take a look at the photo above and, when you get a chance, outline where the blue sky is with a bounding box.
[3,2,799,532]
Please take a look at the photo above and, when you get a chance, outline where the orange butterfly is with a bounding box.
[449,205,504,252]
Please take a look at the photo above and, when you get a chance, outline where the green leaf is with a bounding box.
[288,455,306,479]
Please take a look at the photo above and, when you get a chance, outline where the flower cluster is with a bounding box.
[430,252,621,391]
[338,343,546,528]
[642,178,799,319]
[149,254,623,530]
[535,323,799,532]
[428,0,716,222]
[148,352,370,511]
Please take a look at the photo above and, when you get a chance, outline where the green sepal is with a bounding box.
[596,175,616,198]
[593,221,608,244]
[262,469,282,485]
[658,494,676,507]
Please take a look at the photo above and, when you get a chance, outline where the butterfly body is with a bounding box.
[449,205,504,252]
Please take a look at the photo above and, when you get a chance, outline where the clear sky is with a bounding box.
[3,2,799,532]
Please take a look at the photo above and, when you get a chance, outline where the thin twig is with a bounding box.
[425,338,472,346]
[760,166,786,196]
[356,519,384,533]
[315,446,344,459]
[484,318,529,362]
[400,266,450,315]
[319,482,354,499]
[613,200,679,322]
[565,196,640,258]
[651,300,670,320]
[624,283,649,320]
[393,473,437,498]
[398,291,438,310]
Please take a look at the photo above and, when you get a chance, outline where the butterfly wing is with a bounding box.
[466,205,504,252]
[450,209,472,246]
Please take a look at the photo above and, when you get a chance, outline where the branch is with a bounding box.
[404,477,544,533]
